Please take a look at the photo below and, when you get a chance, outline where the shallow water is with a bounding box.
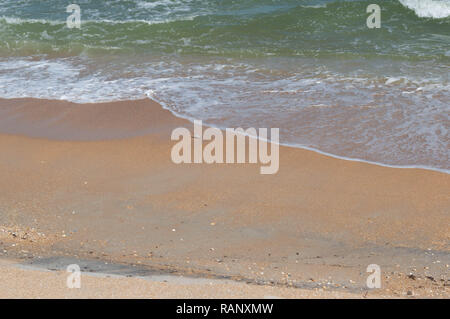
[0,0,448,171]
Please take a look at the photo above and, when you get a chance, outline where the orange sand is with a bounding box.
[0,98,448,298]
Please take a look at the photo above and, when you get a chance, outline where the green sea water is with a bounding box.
[0,0,449,59]
[0,0,449,171]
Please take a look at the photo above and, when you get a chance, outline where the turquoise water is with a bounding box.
[0,0,449,170]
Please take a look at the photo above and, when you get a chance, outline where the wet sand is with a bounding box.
[0,98,448,298]
[0,258,371,299]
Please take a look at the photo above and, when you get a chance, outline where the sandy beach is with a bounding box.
[0,98,449,298]
[0,258,372,299]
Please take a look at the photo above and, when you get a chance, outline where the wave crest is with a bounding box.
[399,0,450,18]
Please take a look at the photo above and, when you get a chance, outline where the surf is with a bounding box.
[399,0,450,18]
[0,0,448,172]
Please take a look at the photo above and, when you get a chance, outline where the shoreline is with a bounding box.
[0,257,374,299]
[0,97,448,298]
[152,97,450,175]
[3,96,448,174]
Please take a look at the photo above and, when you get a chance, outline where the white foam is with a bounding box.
[399,0,450,18]
[0,15,198,26]
[0,56,448,173]
[0,16,65,25]
[152,96,450,175]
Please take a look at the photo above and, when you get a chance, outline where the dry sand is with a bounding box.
[0,98,448,298]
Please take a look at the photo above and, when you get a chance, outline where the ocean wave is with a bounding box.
[0,1,448,171]
[1,1,449,60]
[399,0,450,18]
[0,15,198,26]
[3,0,448,29]
[0,55,448,172]
[0,16,64,25]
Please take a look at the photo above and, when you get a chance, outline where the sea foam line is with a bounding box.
[147,94,450,175]
[0,15,198,26]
